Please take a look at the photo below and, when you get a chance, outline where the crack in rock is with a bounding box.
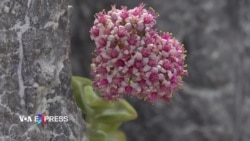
[10,0,32,106]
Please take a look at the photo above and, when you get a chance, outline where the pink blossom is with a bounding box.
[149,72,159,82]
[116,59,125,67]
[110,49,119,58]
[162,32,171,40]
[100,79,108,86]
[125,86,133,93]
[120,6,129,19]
[128,36,137,45]
[149,92,157,102]
[144,15,153,24]
[98,38,106,47]
[90,27,99,37]
[141,48,150,57]
[163,61,171,70]
[97,13,107,24]
[163,45,171,52]
[134,60,143,69]
[148,59,157,66]
[97,67,107,74]
[90,4,187,103]
[118,27,126,37]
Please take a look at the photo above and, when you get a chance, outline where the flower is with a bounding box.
[90,4,187,103]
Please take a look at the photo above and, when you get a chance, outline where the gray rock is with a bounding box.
[0,0,87,141]
[71,0,250,141]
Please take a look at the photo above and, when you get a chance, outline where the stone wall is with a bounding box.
[0,0,87,141]
[72,0,250,141]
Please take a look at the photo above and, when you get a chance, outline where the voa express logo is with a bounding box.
[19,113,68,125]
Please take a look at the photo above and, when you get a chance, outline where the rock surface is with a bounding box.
[72,0,250,141]
[0,0,87,141]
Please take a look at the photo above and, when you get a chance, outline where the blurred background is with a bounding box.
[70,0,250,141]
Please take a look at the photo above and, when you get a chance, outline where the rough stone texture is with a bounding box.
[0,0,87,141]
[71,0,250,141]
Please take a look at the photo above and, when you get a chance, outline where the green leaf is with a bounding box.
[95,99,137,123]
[84,86,115,109]
[71,76,138,141]
[87,129,107,141]
[106,130,127,141]
[89,122,122,133]
[84,85,100,104]
[72,76,92,86]
[71,76,93,114]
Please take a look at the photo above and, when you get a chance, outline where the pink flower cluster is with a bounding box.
[90,4,187,103]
